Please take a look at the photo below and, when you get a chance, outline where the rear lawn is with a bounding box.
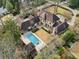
[46,6,73,19]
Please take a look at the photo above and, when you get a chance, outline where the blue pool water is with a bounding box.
[25,32,40,45]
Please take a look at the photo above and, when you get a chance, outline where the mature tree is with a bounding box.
[33,0,46,7]
[35,51,60,59]
[62,30,75,47]
[0,0,3,7]
[34,43,61,59]
[3,20,20,44]
[0,19,21,59]
[2,0,6,8]
[0,31,16,59]
[5,0,13,12]
[69,0,79,8]
[0,0,21,13]
[56,47,64,55]
[14,0,20,13]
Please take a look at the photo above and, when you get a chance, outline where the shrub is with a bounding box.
[31,28,39,33]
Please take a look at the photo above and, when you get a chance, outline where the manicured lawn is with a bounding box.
[35,29,53,43]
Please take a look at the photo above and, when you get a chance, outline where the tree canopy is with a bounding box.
[0,20,20,59]
[62,30,75,47]
[69,0,79,8]
[0,0,20,13]
[5,0,13,12]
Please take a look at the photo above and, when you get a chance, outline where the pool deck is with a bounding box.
[33,33,46,52]
[21,32,46,52]
[21,35,31,45]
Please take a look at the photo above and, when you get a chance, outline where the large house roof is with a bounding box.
[21,15,40,31]
[45,11,59,22]
[37,10,46,19]
[25,43,35,54]
[28,15,40,26]
[33,16,40,23]
[0,7,7,15]
[21,20,31,31]
[37,10,59,22]
[28,15,34,20]
[55,21,69,34]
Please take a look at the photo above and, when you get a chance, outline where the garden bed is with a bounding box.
[31,28,39,33]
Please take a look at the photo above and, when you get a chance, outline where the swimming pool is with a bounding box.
[24,32,40,45]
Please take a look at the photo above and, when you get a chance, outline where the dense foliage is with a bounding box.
[33,0,46,7]
[69,0,79,9]
[0,20,20,59]
[34,47,61,59]
[3,20,20,44]
[0,0,20,13]
[62,30,75,47]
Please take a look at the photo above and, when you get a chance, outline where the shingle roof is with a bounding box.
[25,43,35,54]
[53,21,61,27]
[21,20,31,31]
[55,21,69,34]
[37,10,46,20]
[21,15,40,31]
[28,15,40,26]
[45,11,59,22]
[37,10,59,22]
[28,15,34,20]
[33,16,40,23]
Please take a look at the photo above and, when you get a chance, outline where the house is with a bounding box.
[21,19,31,32]
[54,21,69,34]
[37,10,60,30]
[28,15,40,26]
[24,43,37,58]
[37,10,59,22]
[70,42,79,59]
[37,10,69,34]
[45,11,59,23]
[18,15,40,32]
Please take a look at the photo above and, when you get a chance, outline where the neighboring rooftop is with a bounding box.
[54,21,69,34]
[0,7,7,15]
